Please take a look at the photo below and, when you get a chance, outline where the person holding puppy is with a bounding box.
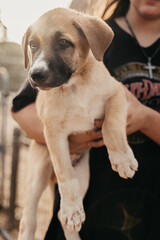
[11,0,160,239]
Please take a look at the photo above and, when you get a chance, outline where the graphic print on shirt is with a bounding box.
[114,62,160,144]
[114,62,160,112]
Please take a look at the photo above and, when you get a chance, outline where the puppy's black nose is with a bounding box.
[31,69,48,83]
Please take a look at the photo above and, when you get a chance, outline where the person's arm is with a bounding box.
[11,102,46,144]
[125,87,160,145]
[95,87,160,145]
[139,108,160,144]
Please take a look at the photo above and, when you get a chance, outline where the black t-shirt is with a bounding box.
[11,81,38,112]
[11,19,160,240]
[104,19,160,145]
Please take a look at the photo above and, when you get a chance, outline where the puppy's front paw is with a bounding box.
[59,201,85,232]
[109,148,138,179]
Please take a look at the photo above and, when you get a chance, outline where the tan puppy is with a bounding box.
[18,8,138,240]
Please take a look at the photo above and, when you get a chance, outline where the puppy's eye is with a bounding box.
[59,39,70,48]
[29,41,38,51]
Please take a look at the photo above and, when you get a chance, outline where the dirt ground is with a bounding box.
[0,94,53,240]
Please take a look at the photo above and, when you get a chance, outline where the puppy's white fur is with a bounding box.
[30,51,48,72]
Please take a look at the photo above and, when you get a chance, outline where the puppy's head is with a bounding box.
[22,8,114,89]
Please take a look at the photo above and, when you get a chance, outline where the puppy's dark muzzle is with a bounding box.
[31,69,49,83]
[29,64,74,89]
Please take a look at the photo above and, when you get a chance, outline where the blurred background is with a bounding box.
[0,0,110,239]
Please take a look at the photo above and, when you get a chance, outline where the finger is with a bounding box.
[86,129,103,141]
[94,119,104,128]
[68,133,85,144]
[69,143,87,155]
[69,129,101,144]
[87,139,104,148]
[70,153,83,165]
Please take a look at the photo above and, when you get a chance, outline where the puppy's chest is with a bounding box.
[67,92,106,119]
[39,88,107,132]
[64,97,106,132]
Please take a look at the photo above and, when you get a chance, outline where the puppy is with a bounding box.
[18,8,138,240]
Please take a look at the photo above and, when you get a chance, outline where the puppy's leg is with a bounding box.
[43,127,87,233]
[59,150,90,240]
[18,141,54,240]
[102,84,138,179]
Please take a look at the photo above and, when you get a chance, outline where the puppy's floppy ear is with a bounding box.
[22,27,31,69]
[75,14,114,61]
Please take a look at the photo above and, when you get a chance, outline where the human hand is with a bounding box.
[68,120,104,155]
